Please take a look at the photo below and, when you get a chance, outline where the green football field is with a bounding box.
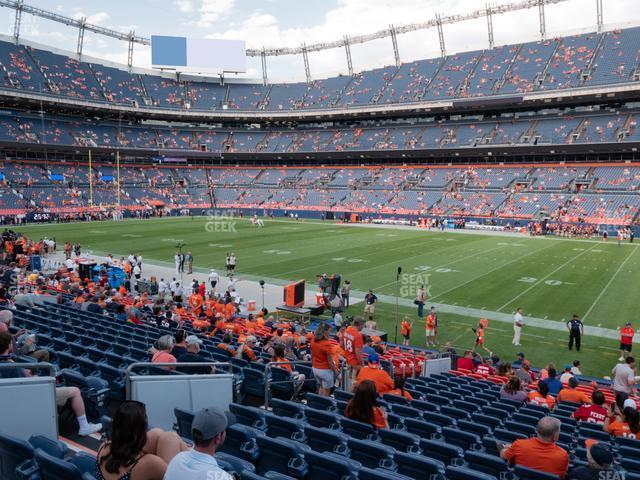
[16,216,640,377]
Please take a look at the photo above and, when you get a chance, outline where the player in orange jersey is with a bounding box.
[471,318,492,357]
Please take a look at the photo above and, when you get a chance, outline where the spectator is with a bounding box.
[271,343,305,389]
[545,368,563,396]
[172,330,188,358]
[497,362,513,378]
[164,407,234,480]
[362,336,376,357]
[216,333,235,358]
[177,335,212,375]
[476,357,496,376]
[344,380,388,429]
[539,362,555,381]
[311,322,338,396]
[516,360,536,385]
[97,400,188,480]
[500,377,528,402]
[571,360,582,376]
[500,416,569,478]
[512,352,525,369]
[559,365,574,384]
[557,377,591,404]
[150,335,177,370]
[573,390,608,424]
[235,335,260,363]
[604,402,640,438]
[356,353,394,395]
[612,356,637,394]
[567,440,619,480]
[457,350,475,371]
[388,377,413,401]
[528,381,556,410]
[342,316,364,387]
[0,331,102,436]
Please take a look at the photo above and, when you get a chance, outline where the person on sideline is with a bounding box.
[95,400,188,480]
[163,407,234,480]
[567,315,584,352]
[500,416,569,478]
[311,322,338,396]
[415,285,426,318]
[512,307,524,346]
[344,380,388,429]
[400,316,413,346]
[619,322,635,362]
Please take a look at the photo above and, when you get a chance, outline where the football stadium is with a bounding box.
[1,0,640,479]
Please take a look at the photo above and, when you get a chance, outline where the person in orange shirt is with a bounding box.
[311,322,338,396]
[344,380,388,429]
[387,377,413,401]
[342,318,364,387]
[528,382,556,410]
[472,318,492,357]
[604,401,640,438]
[175,303,187,318]
[401,316,413,346]
[425,310,437,347]
[188,292,203,316]
[224,302,237,320]
[500,416,569,478]
[355,353,394,395]
[557,377,591,404]
[619,322,635,362]
[215,333,236,358]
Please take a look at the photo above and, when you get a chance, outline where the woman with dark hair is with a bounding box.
[605,404,640,438]
[527,381,556,409]
[344,380,388,429]
[500,376,527,402]
[497,362,513,378]
[95,401,187,480]
[171,330,188,358]
[388,377,413,401]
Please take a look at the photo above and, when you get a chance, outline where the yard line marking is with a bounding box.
[372,244,508,291]
[429,241,557,302]
[496,242,600,312]
[583,246,638,321]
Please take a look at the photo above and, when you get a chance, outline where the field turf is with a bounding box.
[17,216,640,377]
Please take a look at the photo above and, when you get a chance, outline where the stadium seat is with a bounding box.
[264,415,305,441]
[445,465,498,480]
[394,452,446,479]
[622,458,640,474]
[217,452,256,476]
[219,424,263,462]
[306,393,337,412]
[333,390,354,402]
[464,451,511,479]
[411,400,440,413]
[404,418,441,439]
[303,425,349,455]
[255,437,308,477]
[419,439,464,466]
[304,450,359,480]
[513,465,560,479]
[456,420,491,437]
[357,466,415,480]
[270,399,306,420]
[174,408,195,440]
[241,472,296,480]
[34,449,95,480]
[441,427,482,451]
[390,404,423,420]
[229,404,268,431]
[341,417,377,440]
[242,367,266,398]
[0,433,36,480]
[378,429,421,454]
[346,438,396,470]
[304,408,341,430]
[382,393,409,406]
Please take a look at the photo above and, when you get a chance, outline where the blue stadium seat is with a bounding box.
[229,404,268,431]
[303,425,349,455]
[512,413,541,426]
[269,367,298,400]
[0,433,36,480]
[439,406,470,421]
[390,405,423,420]
[452,400,480,413]
[217,452,256,476]
[456,420,491,437]
[519,406,546,418]
[445,466,498,480]
[341,417,377,440]
[404,418,441,439]
[614,436,640,449]
[622,458,640,474]
[504,420,536,437]
[421,411,455,428]
[255,437,308,477]
[220,424,263,462]
[394,452,446,480]
[419,439,464,466]
[34,449,95,480]
[306,393,337,412]
[483,406,510,421]
[493,429,528,443]
[464,451,511,479]
[333,390,354,402]
[174,408,195,440]
[411,400,440,413]
[27,436,68,460]
[385,413,405,430]
[357,466,415,480]
[270,399,306,420]
[264,415,305,441]
[619,445,640,461]
[382,393,409,406]
[346,438,396,470]
[242,367,266,398]
[304,408,341,430]
[241,471,296,480]
[513,465,560,480]
[305,450,359,480]
[441,427,482,451]
[378,429,421,454]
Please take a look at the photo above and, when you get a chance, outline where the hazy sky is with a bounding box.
[1,0,639,81]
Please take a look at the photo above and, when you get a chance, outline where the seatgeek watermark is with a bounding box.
[205,209,237,233]
[399,273,431,298]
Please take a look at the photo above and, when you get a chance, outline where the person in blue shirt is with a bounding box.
[362,336,377,357]
[543,367,563,396]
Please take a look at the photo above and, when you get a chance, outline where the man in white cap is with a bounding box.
[164,407,235,480]
[176,335,213,374]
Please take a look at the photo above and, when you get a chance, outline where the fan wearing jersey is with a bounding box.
[572,390,608,425]
[342,317,365,388]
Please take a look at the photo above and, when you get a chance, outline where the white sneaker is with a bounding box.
[78,423,103,436]
[619,356,625,362]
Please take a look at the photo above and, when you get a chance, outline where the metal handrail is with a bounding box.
[0,361,57,377]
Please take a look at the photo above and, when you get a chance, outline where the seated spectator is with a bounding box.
[476,357,496,376]
[528,381,556,410]
[344,380,388,429]
[567,440,619,480]
[516,360,536,385]
[557,377,590,404]
[215,333,235,358]
[560,365,574,384]
[387,377,413,401]
[571,360,582,376]
[500,416,569,478]
[573,390,607,424]
[235,335,261,363]
[539,362,555,381]
[177,335,213,375]
[271,343,305,389]
[150,335,177,370]
[355,352,394,395]
[0,331,102,436]
[164,407,234,480]
[512,352,525,369]
[545,368,563,395]
[497,362,513,378]
[456,350,475,371]
[172,330,188,358]
[500,377,528,402]
[362,336,376,357]
[96,400,188,480]
[604,402,640,438]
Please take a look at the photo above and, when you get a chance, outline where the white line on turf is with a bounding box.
[582,246,638,321]
[496,242,600,312]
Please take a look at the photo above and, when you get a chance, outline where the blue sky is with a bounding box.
[1,0,638,81]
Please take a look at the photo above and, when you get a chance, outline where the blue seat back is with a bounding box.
[0,433,33,480]
[305,451,358,480]
[174,408,195,440]
[34,449,84,480]
[514,465,561,480]
[346,438,395,470]
[255,437,307,477]
[394,452,446,479]
[303,426,348,455]
[445,465,498,480]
